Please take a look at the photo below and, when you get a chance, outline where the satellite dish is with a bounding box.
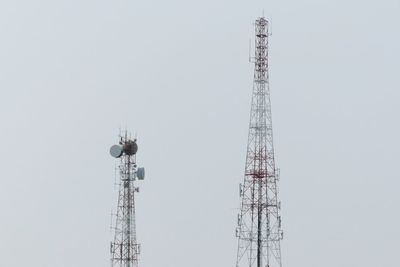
[110,145,123,158]
[123,140,138,155]
[137,167,145,180]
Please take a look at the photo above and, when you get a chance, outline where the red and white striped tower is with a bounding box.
[235,17,283,267]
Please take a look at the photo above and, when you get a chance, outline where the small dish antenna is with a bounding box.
[123,141,138,155]
[110,145,123,158]
[137,167,145,180]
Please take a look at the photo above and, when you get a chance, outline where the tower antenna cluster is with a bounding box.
[235,17,283,267]
[110,132,145,267]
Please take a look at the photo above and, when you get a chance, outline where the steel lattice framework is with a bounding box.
[235,17,283,267]
[111,135,141,267]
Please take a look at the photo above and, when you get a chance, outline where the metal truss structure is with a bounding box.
[235,17,283,267]
[110,133,143,267]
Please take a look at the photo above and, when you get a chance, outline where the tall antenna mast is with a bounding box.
[235,17,283,267]
[109,132,146,267]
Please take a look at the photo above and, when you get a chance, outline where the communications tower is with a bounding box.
[109,132,146,267]
[235,17,283,267]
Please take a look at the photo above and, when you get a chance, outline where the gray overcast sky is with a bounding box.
[0,0,399,267]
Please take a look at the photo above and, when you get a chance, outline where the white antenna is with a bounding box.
[113,162,118,189]
[270,18,273,36]
[249,38,252,62]
[110,209,113,233]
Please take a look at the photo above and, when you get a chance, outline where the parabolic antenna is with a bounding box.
[137,167,145,180]
[123,140,138,155]
[110,145,123,158]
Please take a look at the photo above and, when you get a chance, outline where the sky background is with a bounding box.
[0,0,399,267]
